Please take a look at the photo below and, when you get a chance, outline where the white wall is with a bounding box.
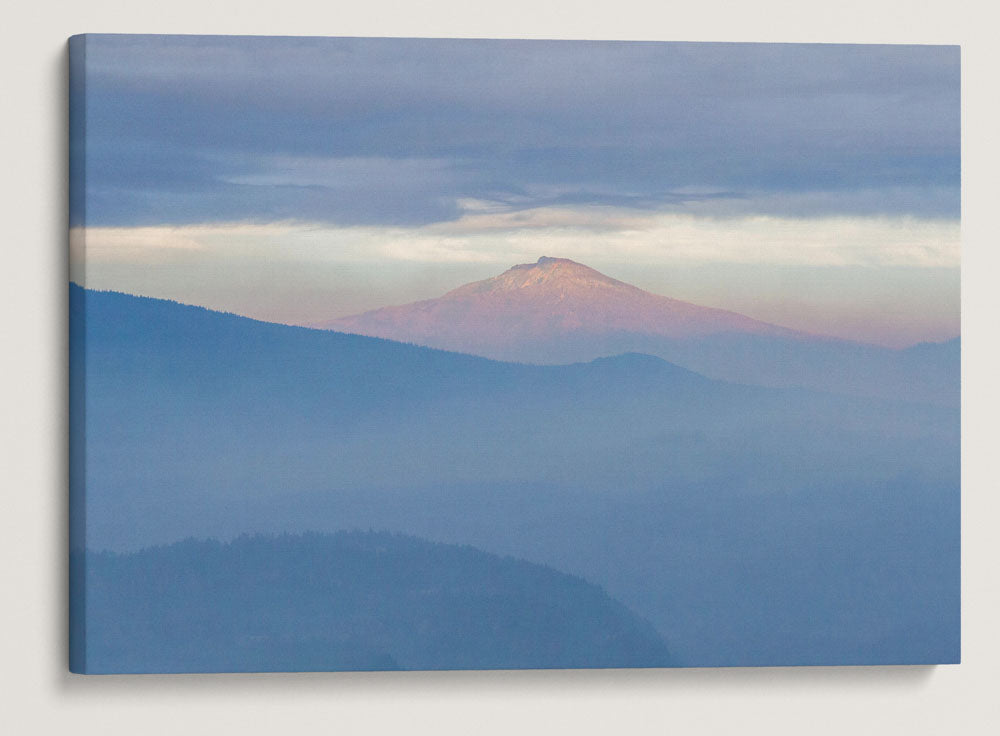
[2,1,997,733]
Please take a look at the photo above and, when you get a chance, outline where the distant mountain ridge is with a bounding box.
[323,256,801,346]
[318,258,959,405]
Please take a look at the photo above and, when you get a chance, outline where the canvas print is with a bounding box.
[68,35,960,673]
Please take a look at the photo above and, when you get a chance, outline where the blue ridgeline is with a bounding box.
[69,285,960,669]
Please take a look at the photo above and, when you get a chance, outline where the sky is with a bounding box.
[70,35,960,346]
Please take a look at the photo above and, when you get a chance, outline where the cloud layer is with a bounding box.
[72,36,960,228]
[72,209,959,273]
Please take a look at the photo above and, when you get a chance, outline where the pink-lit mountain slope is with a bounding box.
[317,257,958,406]
[320,256,801,357]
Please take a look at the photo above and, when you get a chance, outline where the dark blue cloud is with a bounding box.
[70,35,960,227]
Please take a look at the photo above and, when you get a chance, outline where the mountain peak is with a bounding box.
[322,257,799,358]
[530,256,579,267]
[453,256,628,297]
[512,255,601,272]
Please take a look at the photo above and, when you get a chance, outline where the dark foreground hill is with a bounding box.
[73,531,673,673]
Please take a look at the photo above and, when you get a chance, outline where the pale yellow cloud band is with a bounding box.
[71,208,960,280]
